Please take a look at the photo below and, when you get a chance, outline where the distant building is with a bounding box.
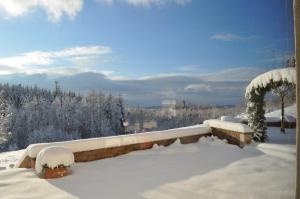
[161,100,176,118]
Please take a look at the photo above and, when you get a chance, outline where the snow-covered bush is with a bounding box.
[246,87,267,142]
[35,146,74,174]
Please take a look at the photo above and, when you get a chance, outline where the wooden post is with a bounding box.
[294,0,300,198]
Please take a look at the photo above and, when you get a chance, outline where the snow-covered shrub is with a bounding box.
[246,86,267,142]
[35,146,74,174]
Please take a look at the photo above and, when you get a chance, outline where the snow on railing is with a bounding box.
[15,124,209,168]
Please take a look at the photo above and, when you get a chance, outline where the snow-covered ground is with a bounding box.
[0,127,296,199]
[265,104,296,122]
[235,104,297,123]
[0,149,25,170]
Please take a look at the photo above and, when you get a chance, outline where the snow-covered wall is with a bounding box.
[16,125,209,168]
[203,119,253,133]
[16,122,256,168]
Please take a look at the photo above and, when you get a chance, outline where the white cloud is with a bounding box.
[0,45,112,75]
[98,0,190,7]
[210,33,253,42]
[0,0,83,22]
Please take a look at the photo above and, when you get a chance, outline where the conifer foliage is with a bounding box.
[0,83,125,151]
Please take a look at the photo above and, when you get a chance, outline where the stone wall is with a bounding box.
[19,133,211,169]
[210,127,252,147]
[17,125,253,169]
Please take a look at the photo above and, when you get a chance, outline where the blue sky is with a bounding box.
[0,0,294,80]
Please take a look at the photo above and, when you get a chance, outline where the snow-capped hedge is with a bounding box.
[245,68,296,96]
[203,119,253,133]
[35,146,74,174]
[17,125,209,163]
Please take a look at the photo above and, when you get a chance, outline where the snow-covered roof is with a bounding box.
[204,119,253,133]
[245,68,296,96]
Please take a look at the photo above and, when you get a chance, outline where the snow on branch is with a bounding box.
[245,68,296,96]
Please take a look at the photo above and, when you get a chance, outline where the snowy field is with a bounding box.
[0,127,296,199]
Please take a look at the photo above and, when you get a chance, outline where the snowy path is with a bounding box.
[0,128,296,199]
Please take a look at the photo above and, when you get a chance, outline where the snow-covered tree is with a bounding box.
[0,83,127,150]
[271,81,295,133]
[245,67,296,142]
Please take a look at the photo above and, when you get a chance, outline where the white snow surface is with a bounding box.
[204,119,253,133]
[35,146,74,174]
[265,104,296,122]
[0,149,24,170]
[22,125,209,160]
[0,127,296,199]
[245,67,296,96]
[235,104,296,123]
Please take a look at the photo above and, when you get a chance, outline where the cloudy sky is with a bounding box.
[0,0,295,105]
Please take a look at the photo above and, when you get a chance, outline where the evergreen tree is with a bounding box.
[246,87,267,142]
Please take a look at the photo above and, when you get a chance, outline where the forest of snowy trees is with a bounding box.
[0,83,126,151]
[0,80,293,152]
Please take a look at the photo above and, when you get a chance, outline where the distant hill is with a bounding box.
[0,67,265,106]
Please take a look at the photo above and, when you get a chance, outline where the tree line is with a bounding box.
[0,83,125,151]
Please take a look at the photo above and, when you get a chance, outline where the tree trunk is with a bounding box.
[281,95,285,133]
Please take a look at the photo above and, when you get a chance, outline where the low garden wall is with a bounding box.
[203,119,253,147]
[16,121,254,169]
[16,125,211,168]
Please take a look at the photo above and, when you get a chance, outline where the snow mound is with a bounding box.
[35,146,74,174]
[204,119,253,133]
[245,67,296,96]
